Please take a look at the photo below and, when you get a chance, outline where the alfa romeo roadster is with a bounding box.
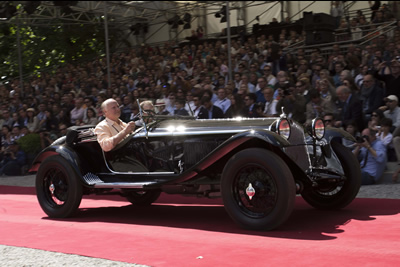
[29,106,361,230]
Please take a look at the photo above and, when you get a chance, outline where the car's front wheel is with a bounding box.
[221,148,296,230]
[301,141,361,209]
[36,155,83,218]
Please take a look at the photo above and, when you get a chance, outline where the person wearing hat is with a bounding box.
[0,141,26,176]
[382,95,400,131]
[154,99,169,115]
[26,108,39,133]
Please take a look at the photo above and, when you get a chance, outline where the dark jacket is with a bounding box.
[337,94,364,130]
[197,105,225,119]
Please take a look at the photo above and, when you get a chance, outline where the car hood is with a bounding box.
[145,117,279,136]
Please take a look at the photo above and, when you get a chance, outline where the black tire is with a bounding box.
[124,189,161,206]
[301,141,361,210]
[36,155,83,218]
[221,148,296,231]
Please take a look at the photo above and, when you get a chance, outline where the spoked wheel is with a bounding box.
[301,141,361,209]
[36,156,82,218]
[221,148,295,230]
[124,189,161,206]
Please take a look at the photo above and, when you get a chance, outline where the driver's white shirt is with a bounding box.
[94,117,129,152]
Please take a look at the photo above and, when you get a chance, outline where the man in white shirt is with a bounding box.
[94,98,136,152]
[214,88,232,114]
[262,87,278,117]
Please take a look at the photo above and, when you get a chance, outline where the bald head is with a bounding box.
[101,98,121,121]
[101,98,118,112]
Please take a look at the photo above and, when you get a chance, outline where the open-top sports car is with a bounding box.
[29,106,361,231]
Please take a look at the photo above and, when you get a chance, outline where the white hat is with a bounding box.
[154,99,166,106]
[386,95,398,102]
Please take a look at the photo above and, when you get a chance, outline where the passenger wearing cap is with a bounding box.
[382,95,400,131]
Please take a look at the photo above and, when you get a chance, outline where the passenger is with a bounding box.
[94,98,136,152]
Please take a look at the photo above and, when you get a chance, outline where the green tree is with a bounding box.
[0,12,126,84]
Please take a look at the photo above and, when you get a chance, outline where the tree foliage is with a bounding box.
[0,14,125,84]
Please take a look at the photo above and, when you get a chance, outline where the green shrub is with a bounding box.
[17,133,42,154]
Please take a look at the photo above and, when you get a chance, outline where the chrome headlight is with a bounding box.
[277,118,291,139]
[312,118,325,140]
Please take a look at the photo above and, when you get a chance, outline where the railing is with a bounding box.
[283,20,398,58]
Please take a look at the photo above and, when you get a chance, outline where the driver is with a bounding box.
[94,98,136,151]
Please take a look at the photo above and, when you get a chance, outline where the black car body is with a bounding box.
[30,112,361,230]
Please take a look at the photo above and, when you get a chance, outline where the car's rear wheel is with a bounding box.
[301,141,361,209]
[124,189,161,206]
[36,155,82,218]
[221,148,296,230]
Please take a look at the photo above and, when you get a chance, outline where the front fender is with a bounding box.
[29,145,82,179]
[324,127,356,143]
[190,129,290,174]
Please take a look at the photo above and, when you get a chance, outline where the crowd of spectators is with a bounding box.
[0,4,400,180]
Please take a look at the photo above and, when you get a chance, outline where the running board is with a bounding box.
[93,181,157,189]
[83,172,160,189]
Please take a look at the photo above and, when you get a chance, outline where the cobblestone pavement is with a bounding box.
[1,175,399,266]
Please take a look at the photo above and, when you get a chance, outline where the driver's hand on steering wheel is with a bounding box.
[124,121,136,134]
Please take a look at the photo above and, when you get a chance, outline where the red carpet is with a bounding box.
[1,185,400,266]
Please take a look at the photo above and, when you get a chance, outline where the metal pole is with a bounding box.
[104,2,111,89]
[16,19,24,96]
[226,1,233,82]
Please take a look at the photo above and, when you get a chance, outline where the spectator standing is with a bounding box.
[360,74,385,122]
[330,1,344,29]
[335,85,364,131]
[376,58,400,100]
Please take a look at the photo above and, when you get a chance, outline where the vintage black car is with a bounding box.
[29,108,361,230]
